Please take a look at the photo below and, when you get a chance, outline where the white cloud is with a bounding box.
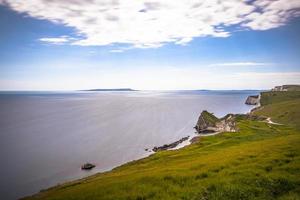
[39,35,75,44]
[1,0,300,48]
[243,0,300,30]
[210,62,272,67]
[109,49,124,53]
[175,37,193,45]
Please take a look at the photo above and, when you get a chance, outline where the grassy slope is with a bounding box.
[260,91,300,106]
[254,91,300,130]
[201,110,220,125]
[254,99,300,130]
[25,92,300,200]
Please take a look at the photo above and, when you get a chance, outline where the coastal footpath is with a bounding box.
[23,86,300,200]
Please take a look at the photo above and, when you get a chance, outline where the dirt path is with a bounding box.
[265,117,283,125]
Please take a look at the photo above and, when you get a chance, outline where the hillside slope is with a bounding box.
[253,99,300,130]
[259,91,300,106]
[24,92,300,200]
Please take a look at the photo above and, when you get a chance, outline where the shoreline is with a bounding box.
[163,100,259,151]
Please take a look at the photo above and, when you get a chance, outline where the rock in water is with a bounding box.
[245,95,260,105]
[81,163,95,170]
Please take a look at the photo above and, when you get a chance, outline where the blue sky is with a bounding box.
[0,0,299,90]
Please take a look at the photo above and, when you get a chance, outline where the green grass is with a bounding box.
[201,110,220,125]
[24,92,300,200]
[253,99,300,130]
[260,91,300,106]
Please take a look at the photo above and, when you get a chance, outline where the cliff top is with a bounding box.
[272,85,300,91]
[200,110,220,125]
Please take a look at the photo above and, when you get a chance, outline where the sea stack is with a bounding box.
[245,95,260,105]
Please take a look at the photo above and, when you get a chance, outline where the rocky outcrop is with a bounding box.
[195,111,237,134]
[194,111,220,133]
[152,136,190,152]
[272,86,287,91]
[245,95,260,105]
[216,114,238,132]
[81,163,95,170]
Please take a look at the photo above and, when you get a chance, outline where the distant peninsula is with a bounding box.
[81,88,137,92]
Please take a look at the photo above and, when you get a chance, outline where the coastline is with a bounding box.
[22,102,262,199]
[22,87,300,200]
[17,91,259,200]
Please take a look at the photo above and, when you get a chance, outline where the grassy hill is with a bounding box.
[259,91,300,106]
[24,91,300,200]
[254,91,300,130]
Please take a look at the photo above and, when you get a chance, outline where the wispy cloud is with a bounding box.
[39,36,75,45]
[109,49,125,53]
[209,62,273,67]
[2,0,300,48]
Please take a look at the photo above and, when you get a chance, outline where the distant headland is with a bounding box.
[81,88,137,92]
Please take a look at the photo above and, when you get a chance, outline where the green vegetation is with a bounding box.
[260,91,300,106]
[201,110,220,125]
[254,91,300,130]
[254,99,300,130]
[24,91,300,200]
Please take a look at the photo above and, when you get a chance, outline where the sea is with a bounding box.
[0,90,259,199]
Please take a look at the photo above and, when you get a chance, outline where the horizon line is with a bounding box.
[0,88,269,92]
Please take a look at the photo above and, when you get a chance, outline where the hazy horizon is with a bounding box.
[0,88,266,92]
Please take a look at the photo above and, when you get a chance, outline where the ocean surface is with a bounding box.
[0,90,259,199]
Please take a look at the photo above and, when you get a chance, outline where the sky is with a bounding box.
[0,0,300,90]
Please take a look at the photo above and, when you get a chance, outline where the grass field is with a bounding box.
[24,91,300,200]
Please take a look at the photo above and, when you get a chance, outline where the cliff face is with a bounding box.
[216,114,237,132]
[194,110,219,133]
[195,111,237,134]
[245,95,260,105]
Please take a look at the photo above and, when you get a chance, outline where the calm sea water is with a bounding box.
[0,90,259,199]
